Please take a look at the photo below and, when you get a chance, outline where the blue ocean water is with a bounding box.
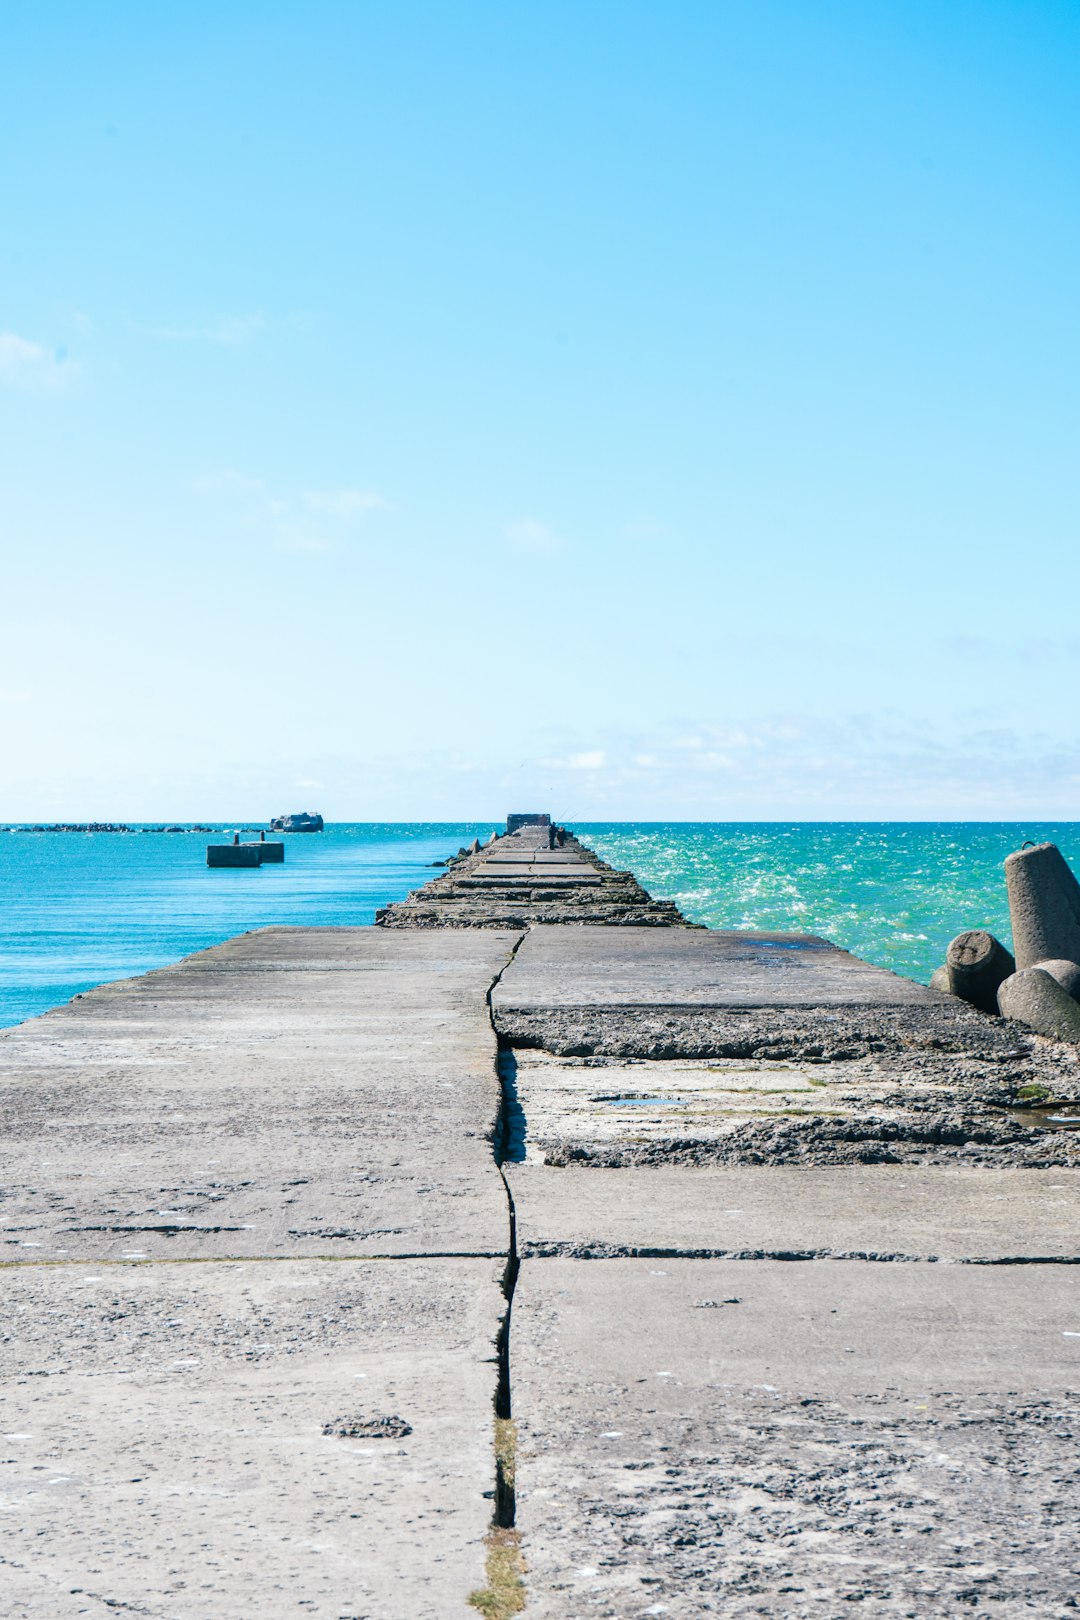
[0,823,494,1029]
[579,822,1080,984]
[2,821,1077,1030]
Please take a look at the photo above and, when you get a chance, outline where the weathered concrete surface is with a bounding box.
[1,1258,503,1620]
[512,1258,1080,1617]
[507,1161,1080,1258]
[377,829,688,929]
[492,924,1033,1063]
[0,927,518,1260]
[499,1047,1080,1168]
[496,924,940,1007]
[0,927,519,1616]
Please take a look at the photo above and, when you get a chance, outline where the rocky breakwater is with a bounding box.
[376,821,689,929]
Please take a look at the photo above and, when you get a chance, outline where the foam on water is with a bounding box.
[578,822,1080,987]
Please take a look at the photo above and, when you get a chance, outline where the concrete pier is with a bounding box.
[376,825,686,927]
[3,821,1079,1616]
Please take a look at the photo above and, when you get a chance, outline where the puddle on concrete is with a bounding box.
[1010,1103,1080,1131]
[593,1096,687,1107]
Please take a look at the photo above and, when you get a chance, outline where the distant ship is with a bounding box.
[269,811,324,832]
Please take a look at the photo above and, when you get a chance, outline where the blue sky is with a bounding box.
[2,0,1079,819]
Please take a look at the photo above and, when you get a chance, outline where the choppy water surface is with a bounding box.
[2,820,1077,1029]
[579,822,1080,986]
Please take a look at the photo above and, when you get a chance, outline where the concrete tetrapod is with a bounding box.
[943,928,1015,1013]
[1004,841,1080,969]
[1033,957,1080,999]
[997,965,1080,1042]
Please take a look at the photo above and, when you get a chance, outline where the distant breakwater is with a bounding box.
[4,823,216,834]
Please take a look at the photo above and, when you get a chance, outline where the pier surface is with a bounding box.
[3,826,1079,1615]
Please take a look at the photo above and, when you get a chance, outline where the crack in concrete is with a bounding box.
[519,1243,1080,1264]
[0,1251,509,1270]
[486,935,526,1531]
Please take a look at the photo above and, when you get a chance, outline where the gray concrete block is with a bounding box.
[1033,958,1080,1000]
[507,1162,1080,1260]
[2,1259,503,1618]
[493,925,940,1010]
[207,843,261,866]
[945,928,1015,1013]
[243,835,285,862]
[998,965,1080,1042]
[1005,840,1080,968]
[512,1258,1080,1616]
[929,964,953,994]
[0,926,526,1613]
[0,927,519,1260]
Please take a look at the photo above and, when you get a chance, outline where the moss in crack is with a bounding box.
[469,1419,525,1616]
[468,1528,525,1617]
[495,1416,516,1499]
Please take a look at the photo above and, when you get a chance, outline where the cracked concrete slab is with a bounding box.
[490,925,1035,1064]
[511,1257,1080,1617]
[0,1258,503,1620]
[0,928,519,1261]
[507,1162,1080,1260]
[0,927,518,1616]
[493,925,941,1009]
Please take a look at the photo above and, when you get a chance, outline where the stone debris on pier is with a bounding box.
[3,817,1079,1617]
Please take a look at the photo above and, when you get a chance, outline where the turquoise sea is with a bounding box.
[2,821,1077,1030]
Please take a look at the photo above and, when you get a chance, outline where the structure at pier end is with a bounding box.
[0,816,1077,1617]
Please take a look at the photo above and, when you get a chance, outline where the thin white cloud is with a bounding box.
[0,333,78,390]
[192,469,264,497]
[523,714,1080,816]
[194,469,389,553]
[505,517,564,552]
[303,489,387,519]
[541,750,607,770]
[152,313,265,346]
